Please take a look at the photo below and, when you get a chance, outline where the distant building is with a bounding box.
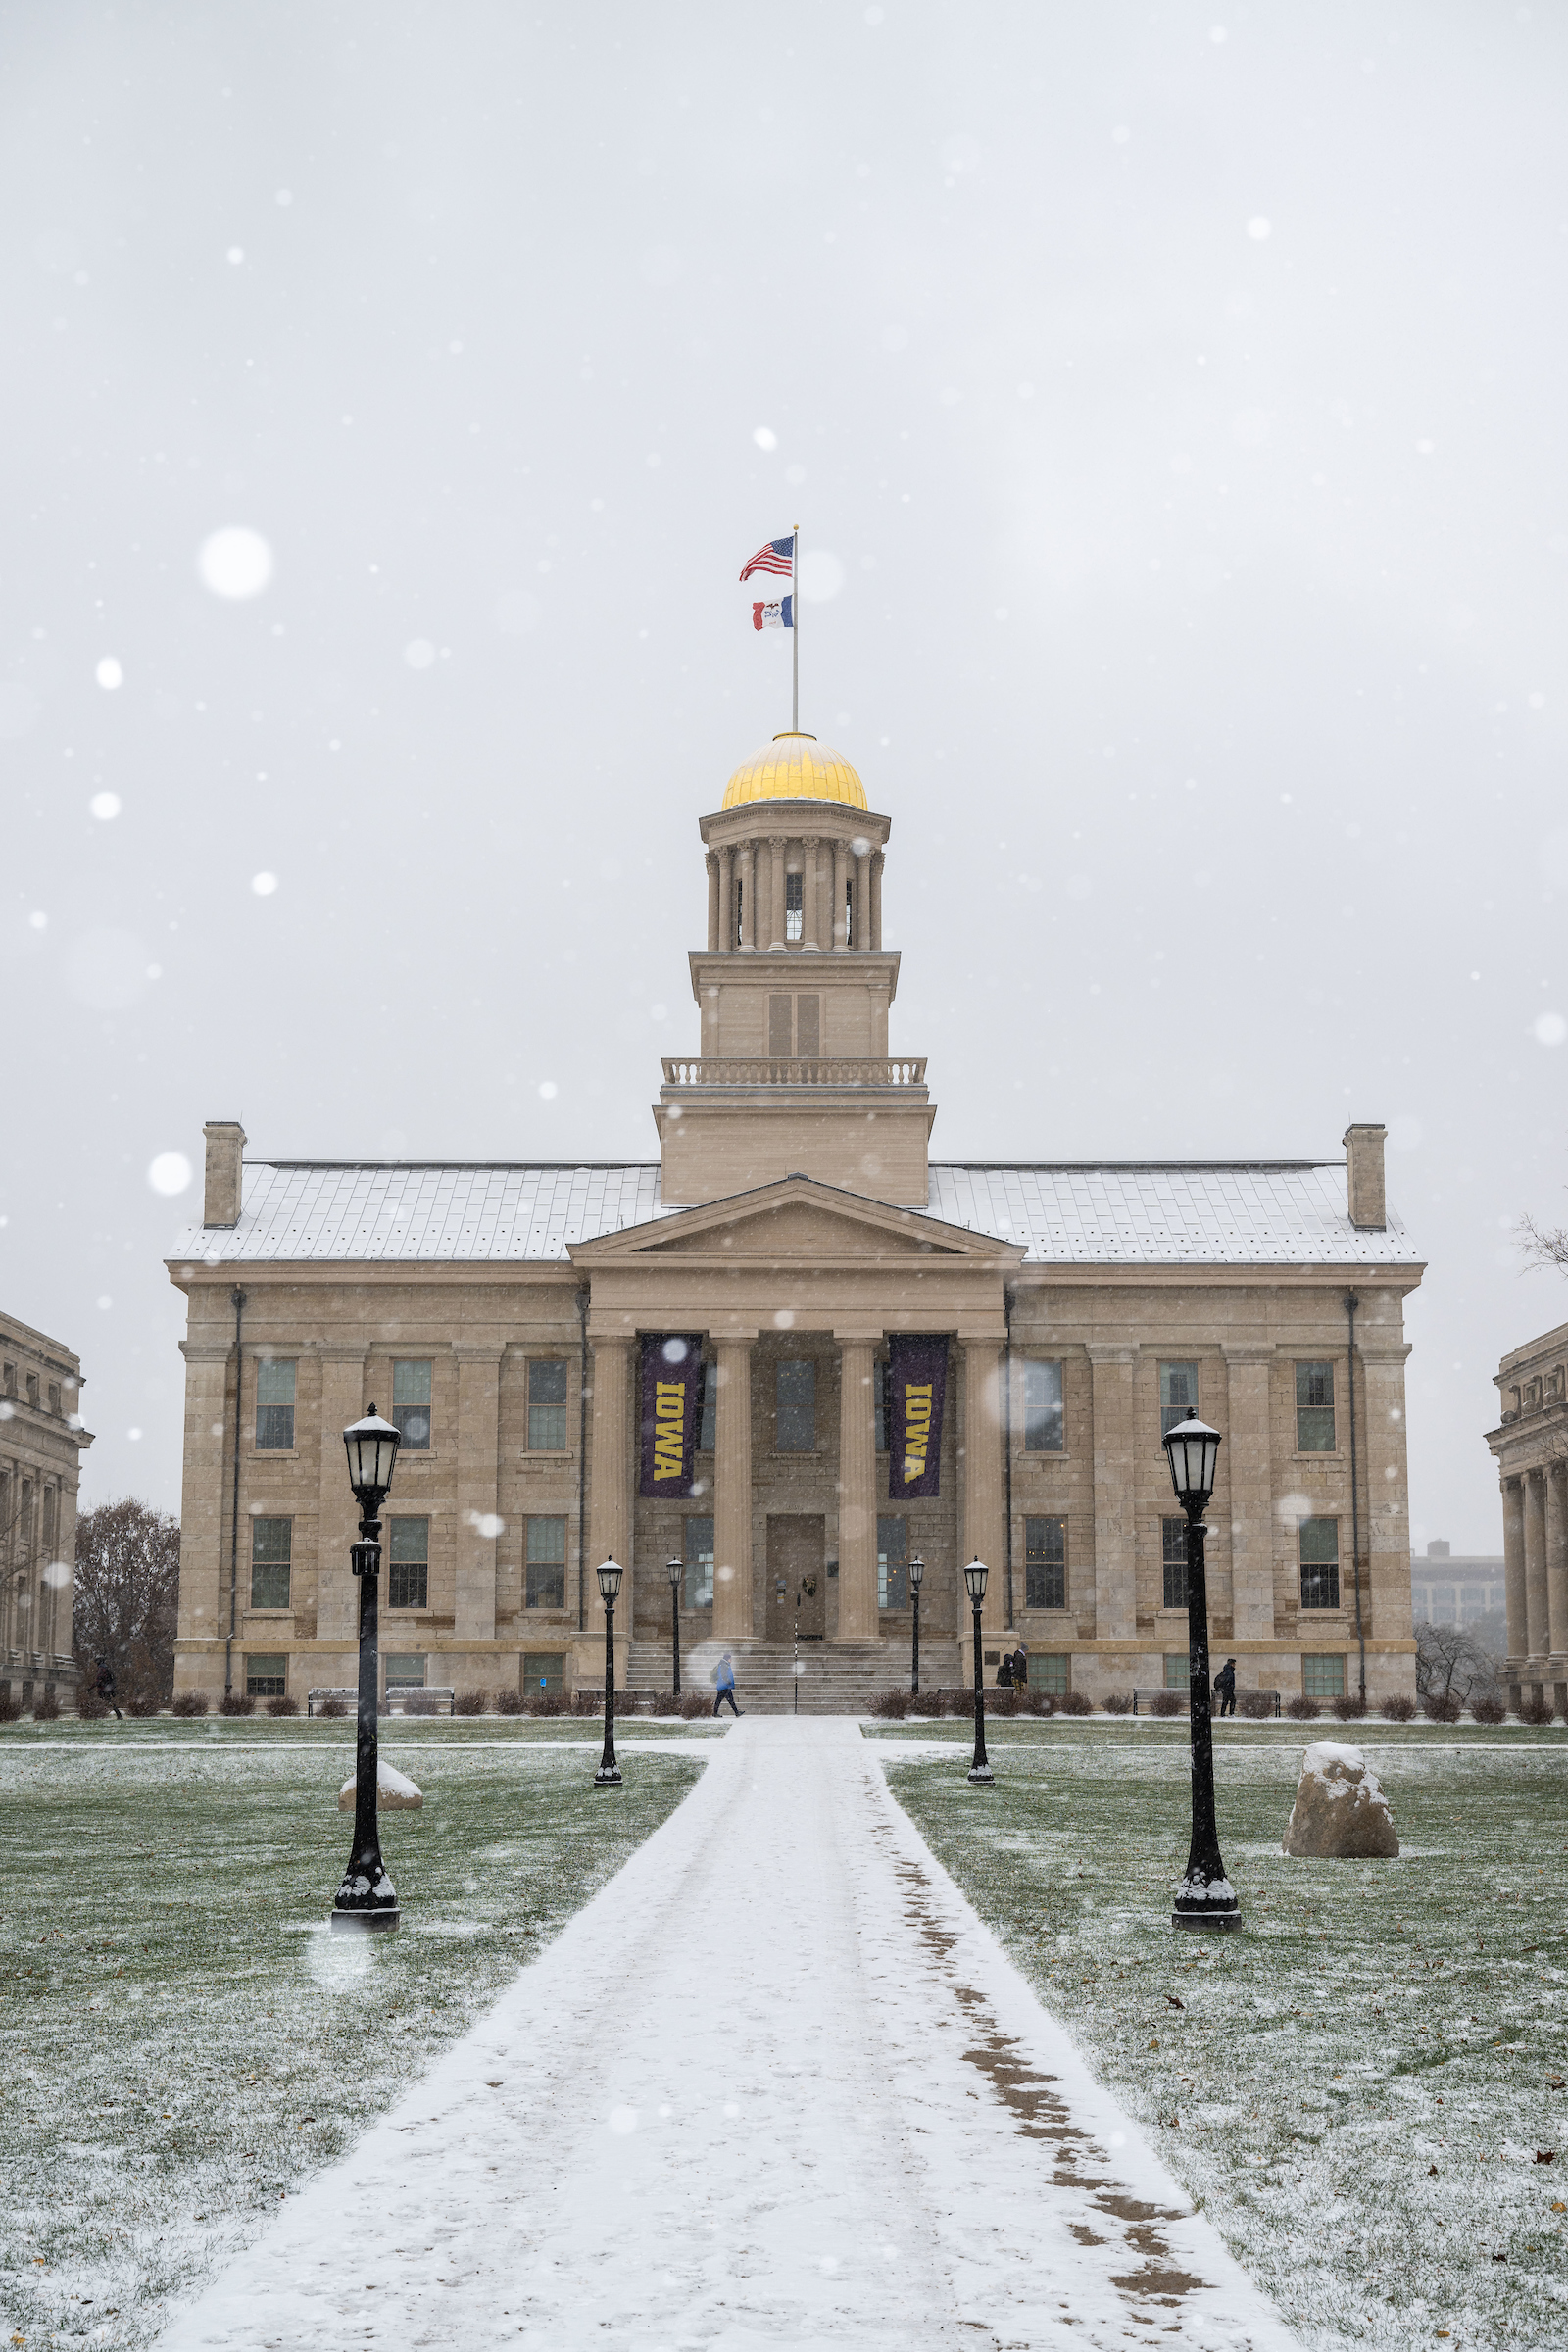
[0,1311,92,1708]
[1407,1539,1504,1629]
[1485,1321,1568,1710]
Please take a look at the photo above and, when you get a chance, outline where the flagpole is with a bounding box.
[792,521,800,733]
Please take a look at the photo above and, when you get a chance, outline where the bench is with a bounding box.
[307,1686,457,1718]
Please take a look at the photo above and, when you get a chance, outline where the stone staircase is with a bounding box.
[626,1636,963,1716]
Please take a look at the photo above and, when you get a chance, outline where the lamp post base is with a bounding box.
[593,1765,622,1787]
[966,1763,995,1785]
[1172,1904,1241,1934]
[329,1905,401,1935]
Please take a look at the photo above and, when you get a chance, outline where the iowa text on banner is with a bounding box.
[887,1334,949,1500]
[639,1334,705,1497]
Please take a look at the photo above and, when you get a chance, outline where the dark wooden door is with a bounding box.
[767,1515,825,1640]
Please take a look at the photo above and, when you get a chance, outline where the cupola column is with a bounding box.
[832,841,850,949]
[769,835,788,952]
[854,847,871,949]
[717,845,734,950]
[802,836,820,950]
[706,854,719,953]
[870,851,884,951]
[737,843,755,951]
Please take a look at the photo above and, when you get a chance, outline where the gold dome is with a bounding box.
[720,732,868,811]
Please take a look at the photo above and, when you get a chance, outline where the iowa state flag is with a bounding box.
[752,595,794,631]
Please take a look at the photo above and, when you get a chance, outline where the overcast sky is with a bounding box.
[2,2,1565,1549]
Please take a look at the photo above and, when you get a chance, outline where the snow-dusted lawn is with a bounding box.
[0,1728,702,2347]
[880,1724,1568,2351]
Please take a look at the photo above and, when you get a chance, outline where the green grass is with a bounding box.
[0,1727,702,2347]
[881,1726,1568,2352]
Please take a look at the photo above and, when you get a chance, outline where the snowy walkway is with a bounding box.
[161,1718,1294,2351]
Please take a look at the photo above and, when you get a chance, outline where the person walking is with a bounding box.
[997,1650,1014,1689]
[1213,1657,1237,1718]
[94,1659,123,1721]
[711,1652,742,1718]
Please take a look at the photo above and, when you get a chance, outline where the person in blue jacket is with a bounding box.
[712,1651,742,1717]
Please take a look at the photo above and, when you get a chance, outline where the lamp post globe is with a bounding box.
[330,1406,403,1934]
[908,1553,924,1697]
[963,1556,993,1784]
[595,1557,624,1786]
[666,1555,683,1698]
[1161,1412,1240,1934]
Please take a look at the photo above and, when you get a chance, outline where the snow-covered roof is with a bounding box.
[168,1157,1415,1269]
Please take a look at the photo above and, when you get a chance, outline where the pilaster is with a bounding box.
[835,1337,878,1639]
[1503,1473,1527,1662]
[961,1339,1007,1634]
[1086,1344,1136,1641]
[1359,1345,1412,1642]
[1525,1466,1549,1660]
[713,1337,755,1641]
[587,1337,632,1634]
[316,1347,368,1642]
[454,1343,504,1642]
[175,1340,234,1652]
[1222,1344,1275,1641]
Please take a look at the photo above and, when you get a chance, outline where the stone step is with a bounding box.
[624,1637,963,1715]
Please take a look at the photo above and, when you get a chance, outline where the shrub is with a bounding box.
[454,1689,489,1716]
[171,1691,208,1718]
[32,1689,61,1722]
[1102,1691,1133,1715]
[1381,1694,1415,1722]
[1519,1695,1554,1727]
[0,1695,21,1724]
[678,1690,710,1720]
[219,1691,255,1717]
[570,1689,601,1717]
[1017,1690,1054,1718]
[1150,1690,1183,1718]
[1331,1694,1367,1722]
[1471,1695,1505,1725]
[266,1694,300,1718]
[529,1692,569,1718]
[869,1690,909,1720]
[401,1692,444,1717]
[125,1693,160,1718]
[1058,1690,1092,1717]
[1238,1690,1275,1721]
[318,1695,348,1719]
[1423,1693,1461,1724]
[496,1687,525,1716]
[988,1688,1017,1717]
[1285,1694,1321,1721]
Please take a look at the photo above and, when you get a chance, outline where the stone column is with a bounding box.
[768,835,787,951]
[853,849,870,948]
[835,1337,878,1639]
[1086,1345,1136,1641]
[717,845,734,951]
[713,1338,754,1641]
[832,841,849,949]
[1502,1473,1527,1661]
[961,1339,1007,1633]
[737,843,754,951]
[1222,1344,1276,1640]
[317,1347,368,1647]
[454,1344,504,1643]
[175,1339,235,1659]
[706,853,719,952]
[870,851,884,950]
[1360,1345,1412,1643]
[801,836,820,951]
[587,1337,632,1632]
[1547,1463,1568,1661]
[1525,1468,1549,1661]
[52,1479,78,1668]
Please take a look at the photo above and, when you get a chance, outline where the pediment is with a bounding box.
[568,1174,1022,1267]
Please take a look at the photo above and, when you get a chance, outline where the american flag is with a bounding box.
[739,534,795,581]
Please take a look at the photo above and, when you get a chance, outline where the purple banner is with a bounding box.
[887,1334,949,1501]
[639,1334,705,1498]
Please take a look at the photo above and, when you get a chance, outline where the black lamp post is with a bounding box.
[964,1557,993,1785]
[908,1553,924,1696]
[1161,1410,1240,1934]
[667,1554,683,1698]
[595,1557,623,1787]
[330,1405,402,1935]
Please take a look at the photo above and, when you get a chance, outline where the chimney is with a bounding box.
[203,1121,247,1227]
[1343,1122,1387,1231]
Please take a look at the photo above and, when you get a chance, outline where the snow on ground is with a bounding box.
[159,1716,1293,2351]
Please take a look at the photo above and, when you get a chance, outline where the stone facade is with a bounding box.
[167,733,1423,1709]
[0,1310,91,1706]
[1486,1320,1568,1710]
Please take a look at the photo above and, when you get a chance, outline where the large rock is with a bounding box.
[338,1761,423,1811]
[1282,1741,1398,1858]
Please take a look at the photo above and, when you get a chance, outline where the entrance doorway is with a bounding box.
[767,1515,825,1642]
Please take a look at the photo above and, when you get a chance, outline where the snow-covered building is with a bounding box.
[168,733,1423,1708]
[1485,1321,1568,1712]
[0,1308,90,1710]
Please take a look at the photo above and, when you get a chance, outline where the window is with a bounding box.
[683,1516,714,1610]
[1159,1362,1199,1438]
[47,1384,60,1415]
[255,1358,296,1449]
[526,1516,567,1610]
[388,1518,428,1611]
[245,1653,286,1697]
[385,1653,426,1690]
[873,1359,890,1453]
[1303,1653,1347,1698]
[767,992,820,1057]
[1,1364,13,1396]
[1299,1518,1341,1611]
[1162,1518,1189,1610]
[527,1359,568,1450]
[393,1359,432,1449]
[250,1518,292,1610]
[786,870,803,941]
[878,1516,908,1609]
[42,1488,56,1554]
[1296,1361,1336,1452]
[1025,1517,1066,1609]
[769,992,793,1057]
[1028,1653,1069,1696]
[796,993,819,1056]
[698,1362,717,1452]
[775,1359,815,1452]
[1164,1652,1189,1690]
[523,1652,564,1698]
[1022,1360,1064,1452]
[25,1373,39,1408]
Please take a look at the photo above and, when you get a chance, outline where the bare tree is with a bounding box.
[72,1499,180,1708]
[1516,1213,1568,1276]
[1414,1619,1499,1708]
